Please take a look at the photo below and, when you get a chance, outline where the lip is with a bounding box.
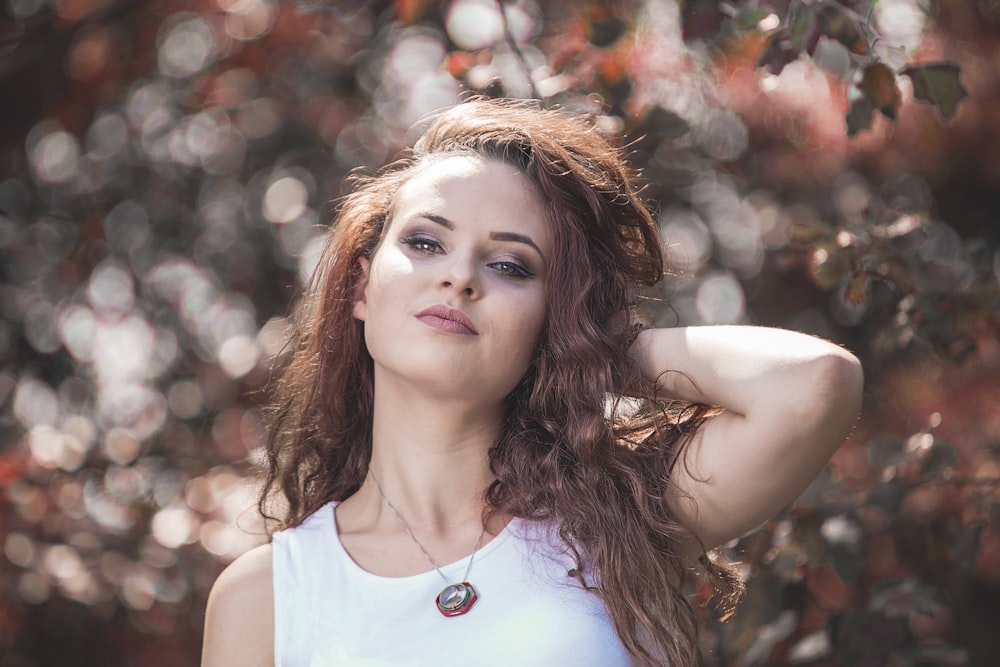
[415,304,479,336]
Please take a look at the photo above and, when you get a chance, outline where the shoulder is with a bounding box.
[210,542,274,600]
[201,543,274,667]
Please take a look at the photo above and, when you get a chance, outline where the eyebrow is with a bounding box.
[418,213,545,259]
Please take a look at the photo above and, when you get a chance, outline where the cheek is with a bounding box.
[526,301,547,343]
[365,252,415,304]
[503,295,547,358]
[370,248,403,282]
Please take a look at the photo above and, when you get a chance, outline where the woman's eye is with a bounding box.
[491,261,534,279]
[401,236,441,253]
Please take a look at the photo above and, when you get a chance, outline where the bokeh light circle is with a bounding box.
[695,272,746,324]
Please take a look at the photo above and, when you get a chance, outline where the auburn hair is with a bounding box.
[259,98,743,666]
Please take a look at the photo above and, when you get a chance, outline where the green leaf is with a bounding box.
[736,7,772,31]
[901,62,969,119]
[808,242,850,289]
[817,5,867,55]
[846,96,876,137]
[790,10,819,54]
[641,105,690,140]
[923,441,959,474]
[928,517,960,563]
[790,220,830,243]
[829,609,907,665]
[869,478,905,512]
[588,17,627,47]
[867,436,907,468]
[758,35,799,74]
[829,544,866,582]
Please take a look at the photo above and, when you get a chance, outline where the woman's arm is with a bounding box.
[201,544,274,667]
[631,325,864,551]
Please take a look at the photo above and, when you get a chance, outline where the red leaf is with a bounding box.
[682,0,725,42]
[395,0,434,25]
[0,448,25,484]
[843,271,869,306]
[446,52,475,77]
[860,62,902,120]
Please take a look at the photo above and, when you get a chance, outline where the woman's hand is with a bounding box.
[630,326,864,551]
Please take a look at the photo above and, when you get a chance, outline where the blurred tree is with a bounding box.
[1,1,998,665]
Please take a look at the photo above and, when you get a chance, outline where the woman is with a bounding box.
[201,99,863,666]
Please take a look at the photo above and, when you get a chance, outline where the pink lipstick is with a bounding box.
[416,305,479,335]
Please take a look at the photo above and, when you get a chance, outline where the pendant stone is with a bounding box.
[436,582,478,617]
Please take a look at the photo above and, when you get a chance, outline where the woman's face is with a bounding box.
[352,154,551,407]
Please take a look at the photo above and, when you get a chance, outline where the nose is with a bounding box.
[440,252,479,299]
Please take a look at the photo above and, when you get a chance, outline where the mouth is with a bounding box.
[415,305,479,336]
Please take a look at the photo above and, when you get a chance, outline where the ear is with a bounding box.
[351,256,371,321]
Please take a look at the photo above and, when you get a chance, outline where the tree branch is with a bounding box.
[495,0,541,100]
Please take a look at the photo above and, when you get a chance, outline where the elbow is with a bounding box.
[809,347,864,438]
[828,347,864,405]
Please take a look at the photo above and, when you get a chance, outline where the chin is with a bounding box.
[372,354,527,403]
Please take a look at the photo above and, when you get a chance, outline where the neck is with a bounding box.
[352,375,504,532]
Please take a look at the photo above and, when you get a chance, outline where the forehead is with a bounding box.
[399,153,526,192]
[391,155,550,243]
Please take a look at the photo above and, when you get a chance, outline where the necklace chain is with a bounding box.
[368,469,487,588]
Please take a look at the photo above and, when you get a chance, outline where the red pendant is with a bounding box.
[436,582,478,617]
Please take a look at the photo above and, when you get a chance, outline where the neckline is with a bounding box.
[326,502,518,586]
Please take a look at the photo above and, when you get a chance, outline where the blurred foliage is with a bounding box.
[1,0,999,665]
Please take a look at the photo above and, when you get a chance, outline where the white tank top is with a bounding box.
[271,502,638,666]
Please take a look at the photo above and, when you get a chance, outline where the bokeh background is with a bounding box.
[1,0,998,665]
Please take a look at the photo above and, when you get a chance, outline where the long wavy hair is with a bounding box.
[259,98,743,666]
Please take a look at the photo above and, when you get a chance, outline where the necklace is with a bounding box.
[368,469,487,617]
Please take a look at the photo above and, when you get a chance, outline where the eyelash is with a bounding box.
[491,260,534,279]
[401,235,442,254]
[400,235,535,279]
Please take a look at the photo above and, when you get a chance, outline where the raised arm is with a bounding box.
[631,325,863,551]
[201,544,274,667]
